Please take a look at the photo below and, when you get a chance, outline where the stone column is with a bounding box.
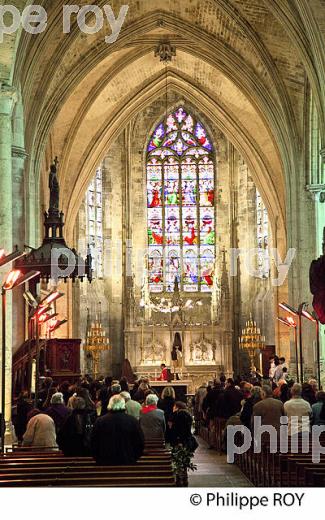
[12,96,28,355]
[306,146,325,385]
[0,84,17,443]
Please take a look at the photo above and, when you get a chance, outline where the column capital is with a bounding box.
[306,183,325,202]
[0,83,18,115]
[12,145,28,160]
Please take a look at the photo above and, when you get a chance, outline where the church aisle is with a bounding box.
[188,438,253,488]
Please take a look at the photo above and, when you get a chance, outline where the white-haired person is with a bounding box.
[139,393,166,444]
[45,392,71,434]
[284,383,312,437]
[120,391,142,420]
[91,394,144,465]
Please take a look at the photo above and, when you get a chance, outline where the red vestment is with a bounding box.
[158,367,168,381]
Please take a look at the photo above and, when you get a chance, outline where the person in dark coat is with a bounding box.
[158,387,176,419]
[240,386,262,429]
[204,381,225,421]
[38,377,54,410]
[219,379,243,419]
[280,381,293,403]
[14,391,33,442]
[169,401,195,450]
[58,381,71,405]
[76,387,97,424]
[57,397,93,456]
[158,386,175,443]
[302,383,317,406]
[119,377,129,392]
[133,381,151,404]
[91,394,144,465]
[100,382,121,416]
[45,392,71,434]
[98,376,113,415]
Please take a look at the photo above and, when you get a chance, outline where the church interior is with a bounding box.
[0,0,325,489]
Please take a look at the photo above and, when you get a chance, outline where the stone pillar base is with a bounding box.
[4,421,16,448]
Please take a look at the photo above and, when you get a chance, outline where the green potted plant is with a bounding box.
[171,445,197,487]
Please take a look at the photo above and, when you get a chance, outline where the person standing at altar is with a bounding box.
[171,346,182,380]
[158,363,168,381]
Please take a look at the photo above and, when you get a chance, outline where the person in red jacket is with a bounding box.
[158,363,168,381]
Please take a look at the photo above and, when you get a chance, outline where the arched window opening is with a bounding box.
[256,189,270,279]
[146,107,216,293]
[86,167,103,279]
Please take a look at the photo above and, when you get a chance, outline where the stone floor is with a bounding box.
[188,437,253,487]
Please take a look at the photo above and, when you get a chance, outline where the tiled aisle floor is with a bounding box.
[188,437,253,487]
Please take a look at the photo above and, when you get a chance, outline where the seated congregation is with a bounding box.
[5,357,325,488]
[195,357,325,487]
[0,376,198,487]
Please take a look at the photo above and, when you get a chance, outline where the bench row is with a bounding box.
[0,448,176,487]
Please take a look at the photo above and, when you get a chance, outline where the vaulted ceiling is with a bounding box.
[1,0,325,245]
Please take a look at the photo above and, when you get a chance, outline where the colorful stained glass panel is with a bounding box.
[183,246,199,291]
[147,181,162,208]
[165,180,179,205]
[164,158,179,180]
[195,122,212,150]
[175,107,187,123]
[200,247,214,292]
[183,207,198,246]
[199,178,214,206]
[147,159,162,181]
[181,159,196,180]
[148,208,163,245]
[166,207,180,232]
[165,246,181,291]
[182,115,194,133]
[200,209,215,245]
[198,157,214,178]
[163,131,178,148]
[182,180,197,205]
[148,123,165,151]
[172,138,188,156]
[146,107,216,292]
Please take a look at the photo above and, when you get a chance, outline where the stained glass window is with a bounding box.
[256,190,270,278]
[86,168,104,278]
[146,107,216,292]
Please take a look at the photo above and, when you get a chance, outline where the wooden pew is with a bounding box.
[234,435,325,487]
[0,475,176,487]
[286,456,325,486]
[0,446,176,487]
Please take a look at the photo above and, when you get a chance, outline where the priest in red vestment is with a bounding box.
[158,363,168,381]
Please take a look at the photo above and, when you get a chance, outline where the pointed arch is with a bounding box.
[146,106,216,293]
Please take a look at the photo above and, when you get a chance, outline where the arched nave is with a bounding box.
[0,0,325,408]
